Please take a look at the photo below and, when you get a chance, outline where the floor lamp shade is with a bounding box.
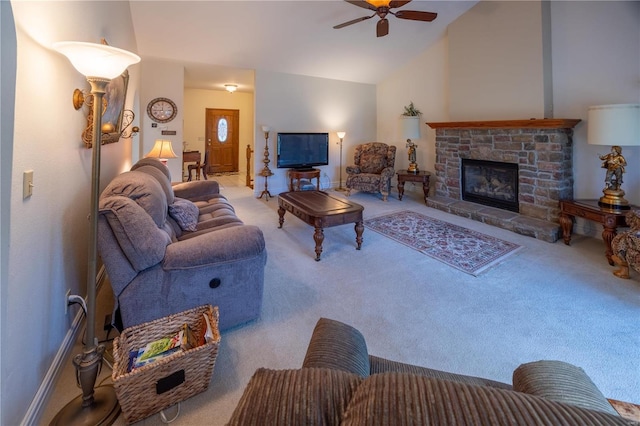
[588,104,640,147]
[53,41,140,79]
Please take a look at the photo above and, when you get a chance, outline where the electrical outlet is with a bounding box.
[64,289,70,314]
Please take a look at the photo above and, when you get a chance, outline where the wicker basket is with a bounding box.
[112,305,221,424]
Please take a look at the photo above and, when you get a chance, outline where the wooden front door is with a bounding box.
[205,108,239,173]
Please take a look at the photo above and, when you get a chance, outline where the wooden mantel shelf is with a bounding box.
[426,119,581,129]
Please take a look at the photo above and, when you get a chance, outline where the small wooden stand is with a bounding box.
[289,168,320,191]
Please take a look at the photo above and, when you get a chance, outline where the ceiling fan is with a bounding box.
[333,0,437,38]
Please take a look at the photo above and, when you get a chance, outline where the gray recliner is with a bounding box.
[98,158,266,331]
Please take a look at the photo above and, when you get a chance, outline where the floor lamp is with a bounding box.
[52,41,140,426]
[335,132,347,191]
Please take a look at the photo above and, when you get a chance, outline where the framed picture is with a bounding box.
[100,70,130,145]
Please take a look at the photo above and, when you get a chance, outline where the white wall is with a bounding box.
[447,1,551,120]
[254,70,377,194]
[139,58,185,181]
[377,35,450,185]
[184,88,255,178]
[4,1,138,424]
[551,0,640,225]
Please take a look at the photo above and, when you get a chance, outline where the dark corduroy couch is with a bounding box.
[228,318,632,425]
[98,158,266,332]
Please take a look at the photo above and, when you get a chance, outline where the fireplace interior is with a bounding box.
[462,159,519,213]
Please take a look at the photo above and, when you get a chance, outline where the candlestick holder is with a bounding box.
[258,126,273,200]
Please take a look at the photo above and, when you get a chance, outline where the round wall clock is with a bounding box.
[147,97,177,123]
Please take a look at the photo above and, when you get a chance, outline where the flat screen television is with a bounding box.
[276,132,329,170]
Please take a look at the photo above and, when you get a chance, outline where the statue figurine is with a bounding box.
[407,140,417,163]
[611,210,640,279]
[599,145,627,190]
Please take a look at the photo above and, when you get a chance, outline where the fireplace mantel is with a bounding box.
[427,119,581,129]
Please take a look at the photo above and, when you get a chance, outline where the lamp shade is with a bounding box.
[400,117,421,140]
[53,41,140,79]
[588,104,640,147]
[146,140,178,159]
[337,132,346,139]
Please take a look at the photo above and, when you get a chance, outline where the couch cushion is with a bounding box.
[342,373,629,425]
[168,197,199,232]
[302,318,370,378]
[134,164,175,205]
[359,152,386,174]
[227,368,362,426]
[100,171,168,227]
[131,157,171,181]
[513,360,619,416]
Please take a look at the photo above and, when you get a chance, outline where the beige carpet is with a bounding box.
[41,177,640,425]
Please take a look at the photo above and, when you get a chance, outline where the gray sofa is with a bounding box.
[228,318,632,425]
[97,158,266,331]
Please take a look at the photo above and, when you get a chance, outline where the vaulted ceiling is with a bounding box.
[130,1,477,92]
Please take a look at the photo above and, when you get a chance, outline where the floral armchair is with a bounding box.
[611,210,640,279]
[346,142,397,201]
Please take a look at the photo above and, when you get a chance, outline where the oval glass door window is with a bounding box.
[218,118,228,143]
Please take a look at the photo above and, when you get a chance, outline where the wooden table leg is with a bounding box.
[355,221,364,250]
[277,206,286,228]
[422,177,430,204]
[559,213,573,245]
[313,227,324,261]
[602,217,618,266]
[398,180,405,200]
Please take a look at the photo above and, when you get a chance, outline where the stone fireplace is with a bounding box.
[425,119,581,242]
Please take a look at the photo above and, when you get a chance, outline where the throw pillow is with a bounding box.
[227,368,362,426]
[168,198,199,232]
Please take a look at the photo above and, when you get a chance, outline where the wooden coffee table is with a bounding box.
[278,191,364,261]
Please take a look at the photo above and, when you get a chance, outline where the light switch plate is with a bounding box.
[23,170,34,199]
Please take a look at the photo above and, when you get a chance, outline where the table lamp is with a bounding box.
[588,104,639,209]
[401,117,421,173]
[145,139,178,165]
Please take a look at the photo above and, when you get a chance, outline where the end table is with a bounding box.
[397,170,431,205]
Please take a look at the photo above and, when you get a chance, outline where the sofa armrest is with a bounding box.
[302,318,370,378]
[513,360,619,416]
[172,180,220,201]
[163,225,265,269]
[380,166,395,179]
[345,166,360,175]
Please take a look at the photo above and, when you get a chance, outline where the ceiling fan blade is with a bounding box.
[345,0,377,11]
[394,10,437,22]
[333,14,375,29]
[389,0,412,8]
[377,18,389,37]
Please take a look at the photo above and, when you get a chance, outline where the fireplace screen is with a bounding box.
[461,159,519,212]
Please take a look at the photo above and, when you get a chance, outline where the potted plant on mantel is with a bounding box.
[400,102,422,173]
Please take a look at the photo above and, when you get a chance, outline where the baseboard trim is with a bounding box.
[21,266,107,426]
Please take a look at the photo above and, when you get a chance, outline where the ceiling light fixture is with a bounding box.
[225,84,238,93]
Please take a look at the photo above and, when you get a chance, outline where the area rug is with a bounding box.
[364,210,523,276]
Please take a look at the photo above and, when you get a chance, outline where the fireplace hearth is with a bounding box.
[462,159,519,212]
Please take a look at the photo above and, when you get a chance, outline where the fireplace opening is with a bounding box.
[461,159,519,212]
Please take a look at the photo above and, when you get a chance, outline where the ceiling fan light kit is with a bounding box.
[334,0,437,37]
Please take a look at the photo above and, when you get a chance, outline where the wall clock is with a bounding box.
[147,97,177,123]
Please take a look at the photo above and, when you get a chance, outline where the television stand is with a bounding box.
[289,168,320,191]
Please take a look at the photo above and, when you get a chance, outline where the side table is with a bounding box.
[289,168,321,191]
[559,199,636,265]
[397,170,431,204]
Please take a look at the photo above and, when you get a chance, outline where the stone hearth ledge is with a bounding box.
[427,196,561,243]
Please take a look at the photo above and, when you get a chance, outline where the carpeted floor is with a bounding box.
[365,210,523,276]
[41,177,640,425]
